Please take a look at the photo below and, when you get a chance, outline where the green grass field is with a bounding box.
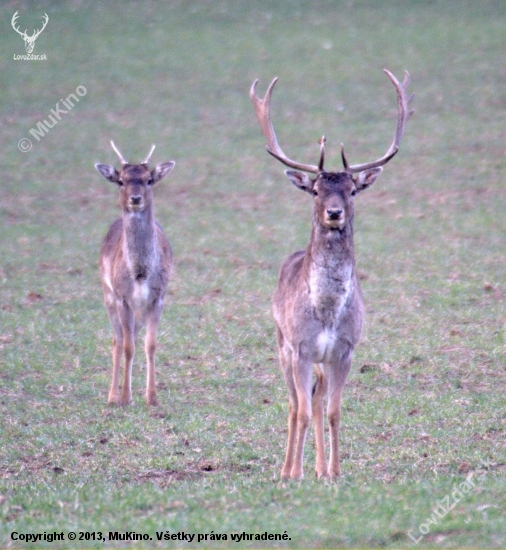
[1,0,505,547]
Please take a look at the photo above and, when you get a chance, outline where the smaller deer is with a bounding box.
[251,70,414,479]
[95,142,175,406]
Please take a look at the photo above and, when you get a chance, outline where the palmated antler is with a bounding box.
[110,141,128,165]
[250,70,414,174]
[250,78,321,174]
[342,70,414,173]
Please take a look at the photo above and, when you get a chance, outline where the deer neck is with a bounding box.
[122,207,158,280]
[304,221,357,320]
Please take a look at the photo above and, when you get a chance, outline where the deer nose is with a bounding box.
[130,195,142,205]
[326,208,343,220]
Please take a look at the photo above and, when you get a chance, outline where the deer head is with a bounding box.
[11,11,49,54]
[285,169,383,232]
[250,70,414,222]
[95,142,175,214]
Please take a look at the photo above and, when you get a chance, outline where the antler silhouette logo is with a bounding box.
[11,11,49,54]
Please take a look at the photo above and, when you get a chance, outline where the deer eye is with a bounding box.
[351,189,357,196]
[312,190,318,197]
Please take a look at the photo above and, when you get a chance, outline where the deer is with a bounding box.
[250,69,414,480]
[11,11,49,54]
[95,142,176,406]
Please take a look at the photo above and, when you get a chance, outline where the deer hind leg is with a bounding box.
[327,352,352,479]
[313,363,328,478]
[144,300,164,406]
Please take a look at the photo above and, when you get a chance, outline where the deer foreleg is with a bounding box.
[145,301,163,406]
[108,333,123,404]
[290,356,312,480]
[119,304,135,406]
[105,296,123,405]
[313,363,328,478]
[327,354,352,478]
[327,389,342,478]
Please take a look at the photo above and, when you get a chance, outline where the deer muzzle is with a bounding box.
[324,208,345,230]
[128,195,144,212]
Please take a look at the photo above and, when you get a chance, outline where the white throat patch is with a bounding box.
[309,262,353,311]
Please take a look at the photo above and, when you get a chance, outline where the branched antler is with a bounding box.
[31,13,49,41]
[11,11,26,38]
[11,11,48,40]
[250,70,414,174]
[342,70,414,173]
[250,78,321,174]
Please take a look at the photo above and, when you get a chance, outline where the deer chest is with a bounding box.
[308,264,353,321]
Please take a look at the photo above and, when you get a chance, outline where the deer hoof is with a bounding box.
[145,393,158,406]
[290,469,304,481]
[107,393,120,405]
[328,467,341,480]
[119,394,132,406]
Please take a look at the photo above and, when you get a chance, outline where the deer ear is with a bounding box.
[355,167,383,193]
[95,163,119,183]
[151,161,175,184]
[284,170,314,194]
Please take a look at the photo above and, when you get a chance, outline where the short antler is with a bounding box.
[343,70,414,173]
[110,141,128,165]
[251,70,414,175]
[318,136,326,172]
[143,144,156,165]
[250,78,321,174]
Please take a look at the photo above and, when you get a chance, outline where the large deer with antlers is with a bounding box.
[11,11,48,54]
[251,69,414,479]
[95,142,175,406]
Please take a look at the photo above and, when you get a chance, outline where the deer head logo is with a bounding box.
[11,11,49,54]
